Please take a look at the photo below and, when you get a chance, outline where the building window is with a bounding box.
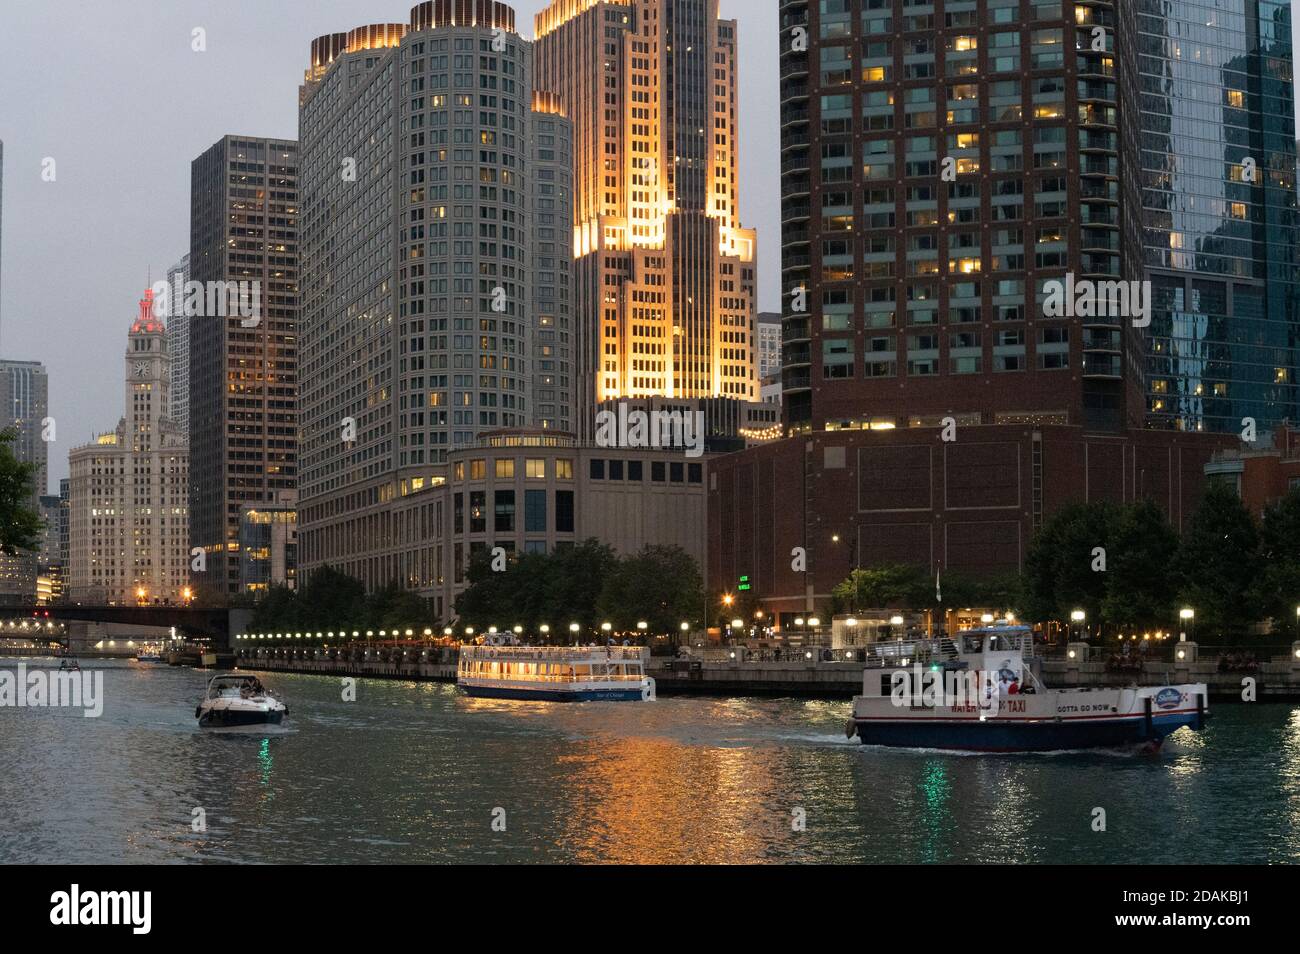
[556,459,573,480]
[494,490,515,532]
[524,489,546,532]
[555,490,574,533]
[495,459,515,478]
[526,458,546,479]
[590,458,605,479]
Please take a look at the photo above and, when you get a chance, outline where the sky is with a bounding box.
[3,2,1299,490]
[0,0,780,490]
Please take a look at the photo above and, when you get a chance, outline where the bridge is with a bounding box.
[0,605,235,643]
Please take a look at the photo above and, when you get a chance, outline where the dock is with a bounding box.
[233,646,1300,701]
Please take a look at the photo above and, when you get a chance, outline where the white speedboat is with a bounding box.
[845,626,1209,752]
[458,639,655,701]
[196,673,287,728]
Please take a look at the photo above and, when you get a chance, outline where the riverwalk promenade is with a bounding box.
[234,643,1300,700]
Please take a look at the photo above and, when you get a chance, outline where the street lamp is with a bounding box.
[1180,607,1195,642]
[1070,609,1086,644]
[569,622,581,638]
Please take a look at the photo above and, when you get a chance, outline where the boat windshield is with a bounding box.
[207,676,265,698]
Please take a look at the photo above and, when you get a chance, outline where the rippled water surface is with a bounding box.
[2,660,1297,863]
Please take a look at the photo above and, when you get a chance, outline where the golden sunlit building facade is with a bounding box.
[535,0,760,437]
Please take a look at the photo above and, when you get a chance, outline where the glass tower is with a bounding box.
[1139,0,1300,434]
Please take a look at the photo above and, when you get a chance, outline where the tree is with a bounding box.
[0,429,42,556]
[1252,487,1300,634]
[453,539,618,637]
[596,545,704,634]
[297,565,367,633]
[249,584,299,632]
[366,582,432,633]
[1101,500,1180,630]
[540,539,617,633]
[1020,502,1115,625]
[1175,480,1262,639]
[832,564,929,611]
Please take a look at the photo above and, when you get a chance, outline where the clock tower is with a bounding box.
[67,289,189,605]
[127,288,170,446]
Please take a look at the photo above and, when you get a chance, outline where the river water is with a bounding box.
[2,659,1297,864]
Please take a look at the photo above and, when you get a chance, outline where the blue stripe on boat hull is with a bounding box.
[459,684,646,702]
[853,712,1205,752]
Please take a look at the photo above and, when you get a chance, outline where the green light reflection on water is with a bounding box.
[920,758,951,864]
[258,737,273,787]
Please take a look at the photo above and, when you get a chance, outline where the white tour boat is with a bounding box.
[458,639,656,701]
[845,626,1209,752]
[195,673,287,728]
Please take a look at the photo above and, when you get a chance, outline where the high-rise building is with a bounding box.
[1139,0,1299,434]
[778,0,1142,436]
[239,491,298,596]
[165,254,191,437]
[0,359,48,501]
[67,291,189,605]
[530,91,575,433]
[756,311,782,379]
[36,493,63,604]
[188,136,298,601]
[57,476,69,576]
[705,0,1240,617]
[296,2,576,592]
[534,0,761,436]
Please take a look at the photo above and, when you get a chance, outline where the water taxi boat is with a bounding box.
[845,626,1208,752]
[458,642,656,701]
[195,673,287,728]
[135,650,163,663]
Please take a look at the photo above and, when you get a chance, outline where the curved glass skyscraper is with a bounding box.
[1139,0,1300,434]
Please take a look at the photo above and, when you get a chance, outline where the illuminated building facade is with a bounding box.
[239,492,298,596]
[296,2,575,592]
[68,292,190,605]
[189,136,298,601]
[778,0,1143,435]
[534,0,760,437]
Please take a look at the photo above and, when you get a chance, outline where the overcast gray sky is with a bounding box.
[0,0,779,490]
